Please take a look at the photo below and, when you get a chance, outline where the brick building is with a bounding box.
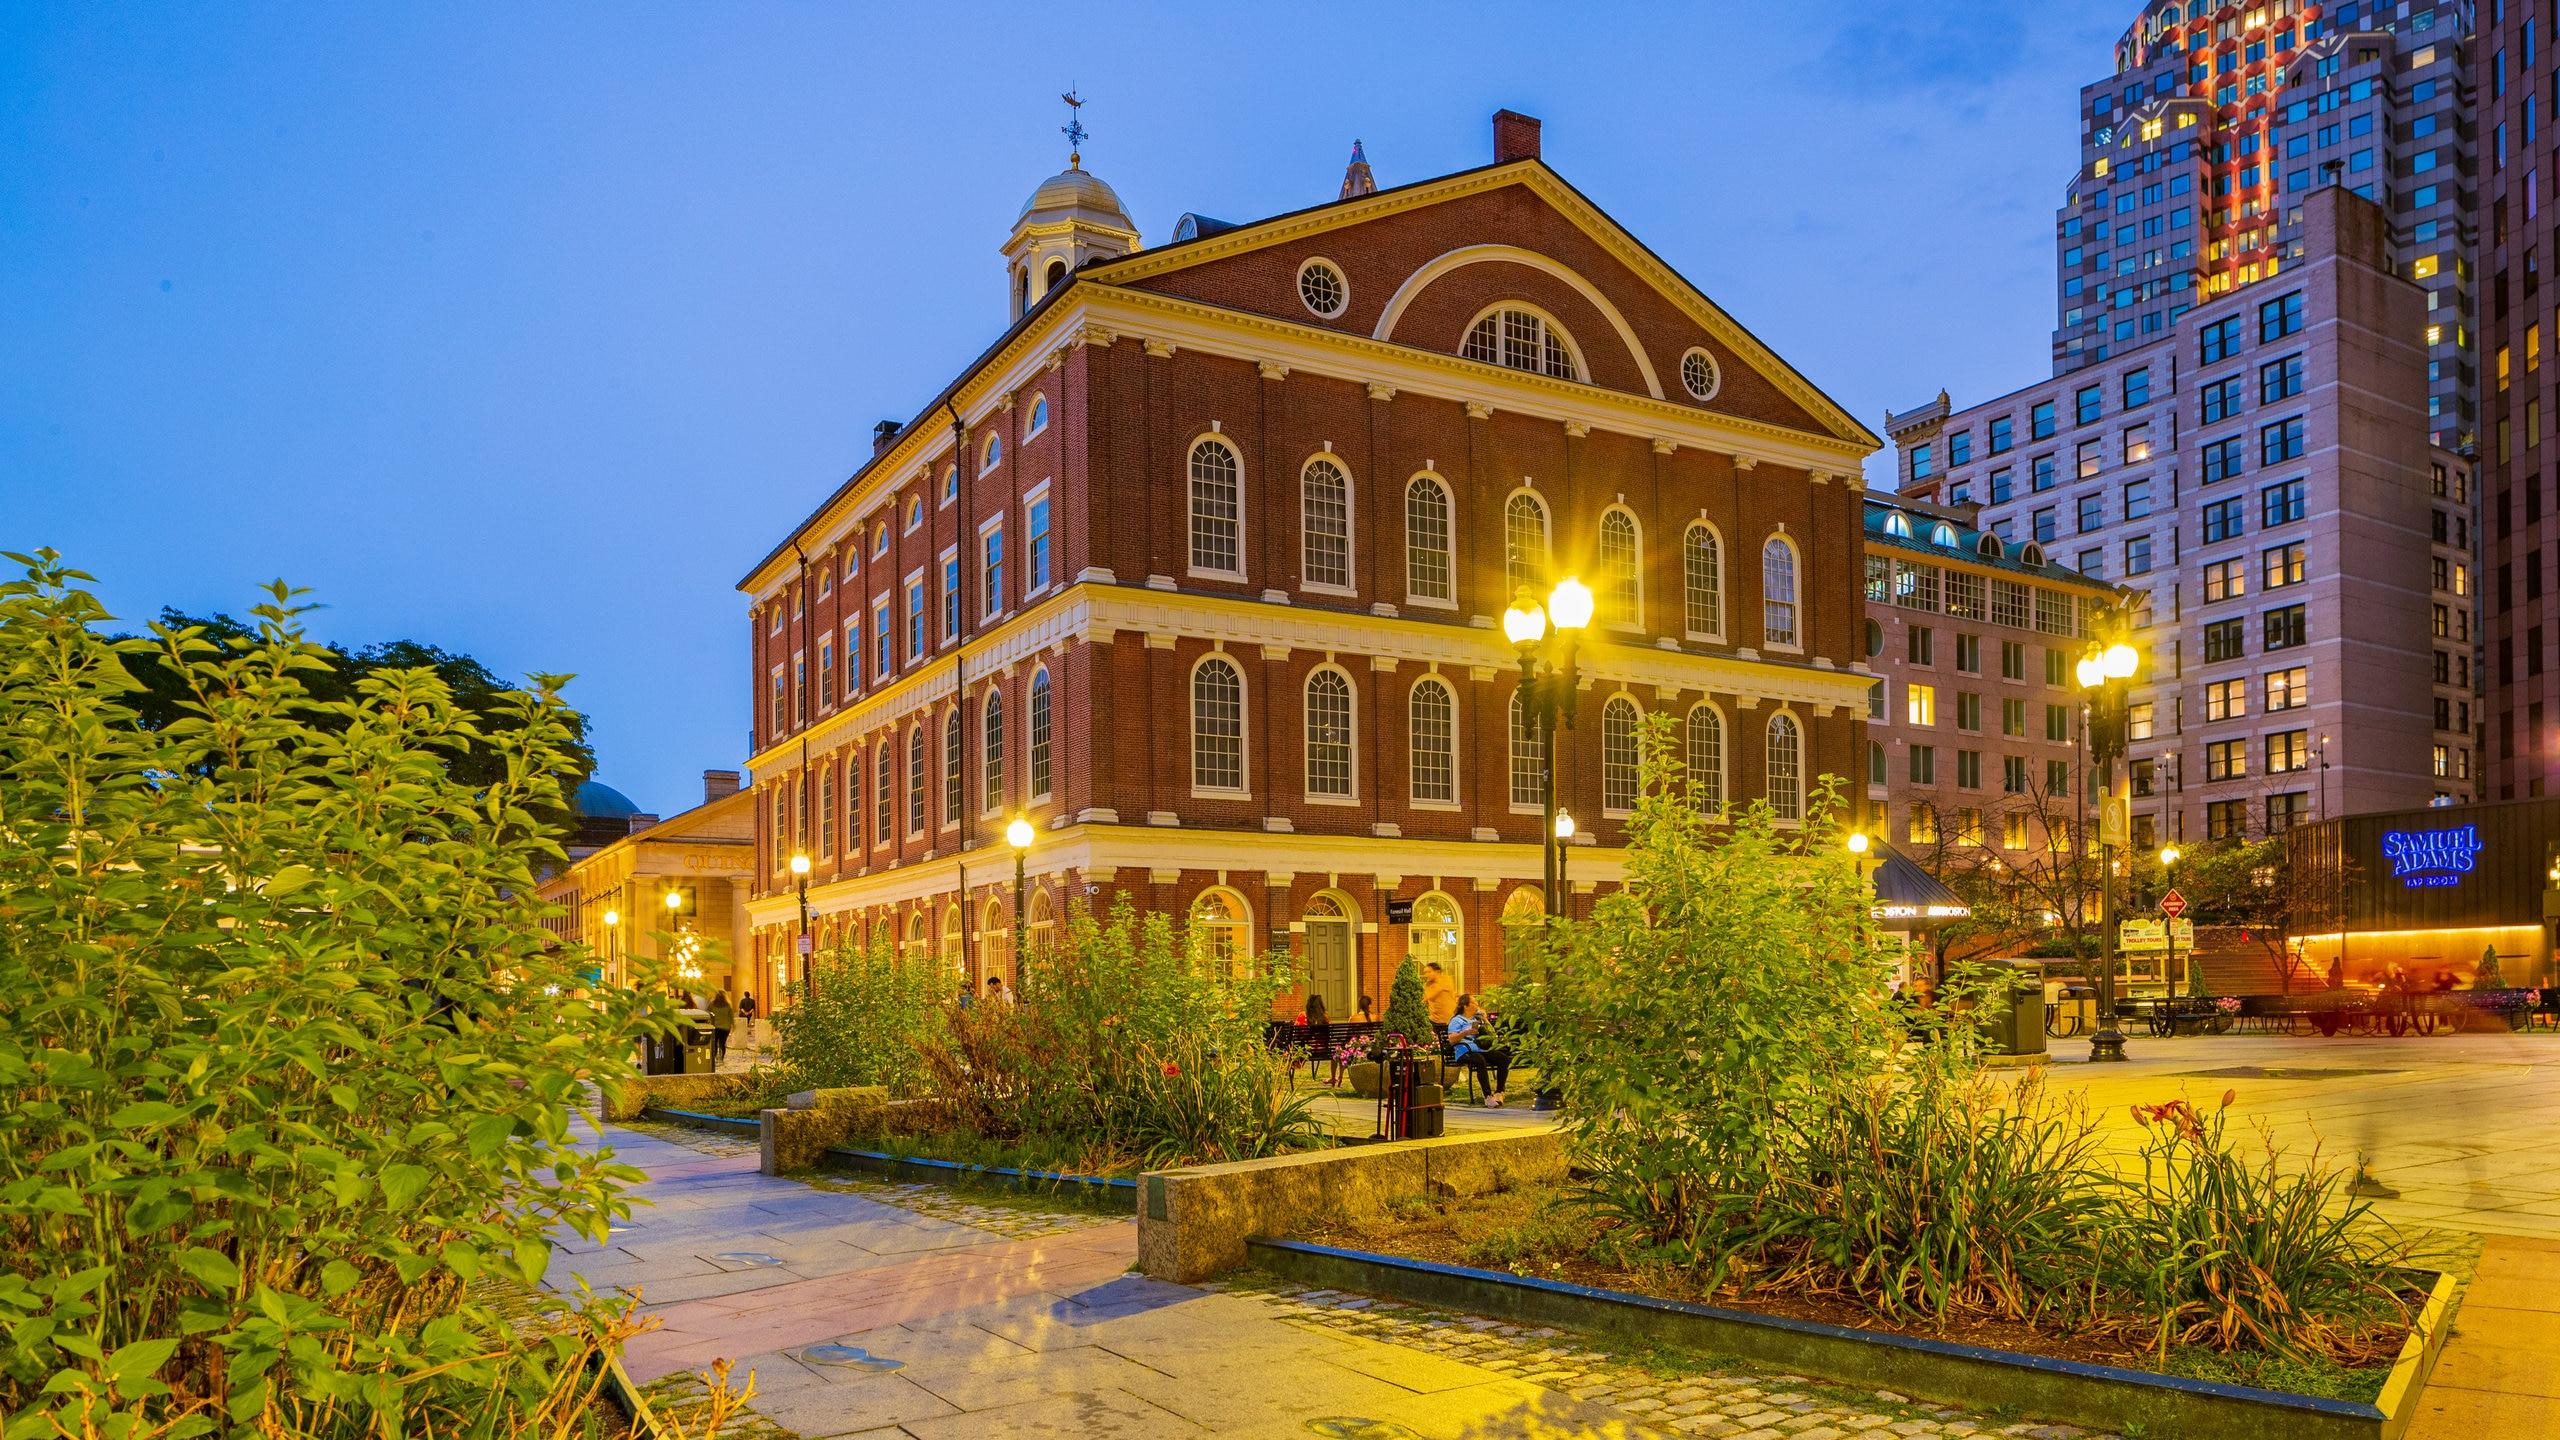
[732,113,1878,1014]
[1890,186,2476,846]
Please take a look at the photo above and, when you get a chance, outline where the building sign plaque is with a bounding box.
[2381,825,2483,889]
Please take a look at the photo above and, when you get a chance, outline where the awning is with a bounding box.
[1868,844,1972,926]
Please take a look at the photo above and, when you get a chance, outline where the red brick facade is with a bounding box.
[736,120,1877,1014]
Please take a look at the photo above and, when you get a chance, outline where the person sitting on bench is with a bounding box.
[1448,994,1510,1108]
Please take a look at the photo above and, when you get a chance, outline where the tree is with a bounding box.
[113,606,597,834]
[1378,955,1433,1055]
[1900,779,2106,984]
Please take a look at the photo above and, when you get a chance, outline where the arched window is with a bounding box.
[1410,892,1463,990]
[979,895,1010,986]
[1305,669,1355,798]
[906,495,924,531]
[1028,668,1054,798]
[1301,457,1353,590]
[1409,677,1457,805]
[941,903,963,974]
[981,432,1003,474]
[1684,523,1724,639]
[1686,703,1725,816]
[1882,511,1912,537]
[904,910,929,959]
[1190,888,1251,974]
[905,725,925,834]
[817,765,835,859]
[982,690,1005,814]
[1192,657,1245,793]
[1404,475,1453,602]
[1931,522,1959,548]
[1766,712,1804,822]
[1188,438,1243,576]
[943,708,963,826]
[1868,739,1887,786]
[842,753,860,854]
[1761,535,1800,648]
[1027,888,1055,954]
[1602,696,1642,814]
[1977,534,2005,560]
[1024,394,1048,437]
[1504,491,1550,595]
[1044,257,1066,290]
[874,742,892,844]
[1599,508,1641,626]
[1508,687,1545,809]
[1461,306,1581,380]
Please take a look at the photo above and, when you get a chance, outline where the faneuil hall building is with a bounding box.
[736,110,1878,1015]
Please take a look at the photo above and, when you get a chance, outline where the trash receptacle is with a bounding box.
[681,1024,715,1075]
[2004,966,2047,1057]
[642,1032,684,1075]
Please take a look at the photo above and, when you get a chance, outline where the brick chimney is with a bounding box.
[872,419,901,455]
[702,769,742,802]
[1493,109,1542,164]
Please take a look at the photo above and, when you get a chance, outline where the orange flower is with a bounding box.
[1161,1061,1181,1077]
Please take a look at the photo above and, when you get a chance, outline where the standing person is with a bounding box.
[737,991,758,1050]
[1305,992,1334,1086]
[1422,962,1457,1028]
[708,991,736,1070]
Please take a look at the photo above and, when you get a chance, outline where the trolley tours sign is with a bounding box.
[2118,918,2194,955]
[2381,824,2484,890]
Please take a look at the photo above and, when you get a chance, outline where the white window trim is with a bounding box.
[1028,666,1055,801]
[816,636,835,713]
[1599,692,1642,819]
[1683,519,1728,642]
[1302,664,1360,805]
[903,570,927,663]
[1765,707,1808,828]
[1687,699,1732,824]
[980,433,1002,477]
[1457,300,1586,382]
[1761,533,1806,655]
[1403,471,1459,611]
[978,515,1007,620]
[1679,345,1723,402]
[1299,454,1358,597]
[937,546,961,642]
[1186,433,1249,582]
[1022,393,1049,441]
[1407,674,1462,810]
[1188,651,1251,799]
[1599,505,1645,633]
[980,690,1006,818]
[1297,255,1350,319]
[1022,479,1056,601]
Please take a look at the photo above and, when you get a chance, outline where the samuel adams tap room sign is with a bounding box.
[2302,797,2560,933]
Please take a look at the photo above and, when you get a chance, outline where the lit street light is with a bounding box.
[788,852,812,1000]
[2076,626,2144,1063]
[1553,810,1576,917]
[1503,578,1595,919]
[1005,816,1035,981]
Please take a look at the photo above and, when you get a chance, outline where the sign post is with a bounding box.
[2159,889,2188,995]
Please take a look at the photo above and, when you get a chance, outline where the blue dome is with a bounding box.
[574,780,642,819]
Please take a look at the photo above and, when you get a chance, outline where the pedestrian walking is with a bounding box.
[708,991,735,1070]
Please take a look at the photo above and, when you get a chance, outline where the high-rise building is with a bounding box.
[2054,1,2477,453]
[2477,0,2560,795]
[735,113,1880,1014]
[1893,186,2478,845]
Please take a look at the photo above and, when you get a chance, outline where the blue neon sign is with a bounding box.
[2381,825,2482,889]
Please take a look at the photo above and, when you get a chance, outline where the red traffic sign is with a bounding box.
[2159,889,2188,920]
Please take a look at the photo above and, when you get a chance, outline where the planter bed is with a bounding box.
[817,1145,1137,1204]
[637,1106,760,1136]
[1246,1239,2454,1440]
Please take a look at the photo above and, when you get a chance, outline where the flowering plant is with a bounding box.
[2213,995,2243,1014]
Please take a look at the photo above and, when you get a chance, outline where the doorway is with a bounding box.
[1304,893,1356,1017]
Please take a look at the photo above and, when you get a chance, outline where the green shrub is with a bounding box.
[0,554,680,1434]
[772,940,948,1096]
[1376,956,1433,1057]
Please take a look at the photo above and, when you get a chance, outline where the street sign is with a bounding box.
[2159,889,2188,921]
[2100,795,2130,847]
[2119,917,2195,954]
[1385,898,1415,925]
[796,934,813,954]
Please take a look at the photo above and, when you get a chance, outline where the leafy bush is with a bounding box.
[0,554,680,1434]
[772,941,948,1096]
[1375,956,1433,1058]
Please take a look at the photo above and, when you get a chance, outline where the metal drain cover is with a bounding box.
[801,1343,904,1372]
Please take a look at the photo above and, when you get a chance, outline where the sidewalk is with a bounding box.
[2404,1235,2560,1437]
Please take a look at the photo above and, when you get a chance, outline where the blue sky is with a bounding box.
[3,2,2127,814]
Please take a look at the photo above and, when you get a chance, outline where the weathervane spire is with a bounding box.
[1060,87,1088,169]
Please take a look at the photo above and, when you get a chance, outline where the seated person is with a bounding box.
[1446,994,1511,1108]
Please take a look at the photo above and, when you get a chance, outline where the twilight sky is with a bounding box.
[3,2,2128,815]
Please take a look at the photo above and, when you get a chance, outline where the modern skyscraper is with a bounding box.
[2055,1,2477,453]
[2477,0,2560,795]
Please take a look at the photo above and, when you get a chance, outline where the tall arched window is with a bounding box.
[1508,688,1545,809]
[943,707,963,825]
[1027,888,1055,954]
[1301,457,1353,590]
[1684,523,1724,639]
[1305,669,1355,798]
[905,725,925,834]
[1404,475,1453,603]
[982,690,1006,814]
[816,766,835,858]
[1028,668,1054,799]
[1504,491,1550,595]
[981,432,1002,474]
[904,910,928,959]
[1762,535,1801,649]
[1766,712,1804,822]
[1192,657,1245,793]
[1462,307,1581,380]
[1410,892,1463,989]
[1188,438,1243,576]
[1409,677,1457,804]
[874,742,892,844]
[1190,888,1251,975]
[1024,394,1048,436]
[940,903,963,974]
[1601,696,1642,814]
[1686,703,1726,816]
[1599,509,1642,626]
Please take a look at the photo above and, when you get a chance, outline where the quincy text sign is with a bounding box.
[2381,825,2483,889]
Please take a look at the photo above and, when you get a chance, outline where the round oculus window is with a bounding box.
[1298,259,1348,318]
[1680,347,1721,401]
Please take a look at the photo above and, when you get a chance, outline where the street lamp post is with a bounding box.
[2159,843,2184,995]
[2075,636,2141,1063]
[601,907,620,987]
[1503,578,1595,919]
[788,853,812,1001]
[1005,816,1034,979]
[1553,810,1577,919]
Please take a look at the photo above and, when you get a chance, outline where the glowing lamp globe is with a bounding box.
[1005,817,1036,849]
[1547,576,1596,631]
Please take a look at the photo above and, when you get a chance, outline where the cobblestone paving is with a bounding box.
[1213,1274,2124,1440]
[798,1171,1128,1241]
[619,1117,761,1158]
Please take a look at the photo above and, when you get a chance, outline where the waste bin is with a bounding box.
[641,1032,685,1075]
[1979,961,2047,1057]
[681,1024,716,1075]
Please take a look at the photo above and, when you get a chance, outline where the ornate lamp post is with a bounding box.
[1502,578,1595,919]
[787,853,812,1000]
[1005,816,1035,979]
[2075,636,2141,1062]
[1553,810,1577,919]
[601,906,620,987]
